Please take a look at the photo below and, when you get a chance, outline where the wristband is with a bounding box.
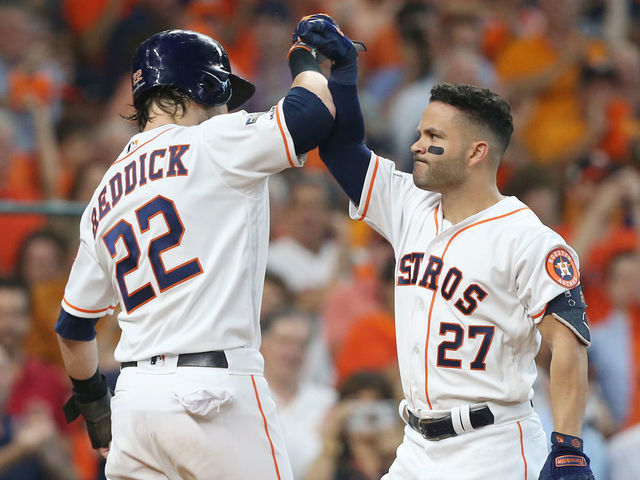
[70,369,109,403]
[551,431,584,451]
[329,48,358,86]
[288,44,322,79]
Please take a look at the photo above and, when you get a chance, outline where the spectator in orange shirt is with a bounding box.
[494,0,610,166]
[18,229,72,368]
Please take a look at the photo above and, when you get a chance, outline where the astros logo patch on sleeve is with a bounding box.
[545,248,579,288]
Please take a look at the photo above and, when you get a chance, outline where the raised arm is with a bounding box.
[281,34,336,157]
[293,14,371,204]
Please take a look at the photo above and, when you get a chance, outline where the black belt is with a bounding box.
[407,405,494,441]
[121,351,228,369]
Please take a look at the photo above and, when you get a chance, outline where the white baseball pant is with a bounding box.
[105,349,292,480]
[383,404,547,480]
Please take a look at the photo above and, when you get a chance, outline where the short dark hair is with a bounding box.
[429,83,513,154]
[127,85,192,131]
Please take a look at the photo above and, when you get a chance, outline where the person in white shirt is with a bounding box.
[261,309,336,479]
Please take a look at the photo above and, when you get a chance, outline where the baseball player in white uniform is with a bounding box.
[54,30,336,479]
[294,15,595,480]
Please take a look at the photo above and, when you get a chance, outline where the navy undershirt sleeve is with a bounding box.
[282,87,334,155]
[318,80,370,205]
[55,309,99,341]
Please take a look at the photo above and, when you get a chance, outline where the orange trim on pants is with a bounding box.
[251,375,281,480]
[517,421,528,479]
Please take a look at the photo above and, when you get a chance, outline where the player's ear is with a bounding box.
[468,141,489,168]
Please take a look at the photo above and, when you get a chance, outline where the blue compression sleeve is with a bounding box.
[55,309,99,341]
[282,86,334,155]
[319,80,370,204]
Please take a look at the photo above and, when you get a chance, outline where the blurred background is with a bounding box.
[0,0,639,479]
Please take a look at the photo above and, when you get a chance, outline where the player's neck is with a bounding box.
[143,103,227,131]
[441,184,504,225]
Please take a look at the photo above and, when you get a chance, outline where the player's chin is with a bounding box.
[412,160,428,175]
[412,171,432,191]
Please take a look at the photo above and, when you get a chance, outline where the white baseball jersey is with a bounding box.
[61,100,302,362]
[350,153,581,414]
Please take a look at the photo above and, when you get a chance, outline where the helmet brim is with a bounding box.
[228,74,255,111]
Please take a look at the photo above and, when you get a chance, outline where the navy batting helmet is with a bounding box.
[131,30,255,111]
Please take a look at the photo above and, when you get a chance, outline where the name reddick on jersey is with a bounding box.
[90,142,191,237]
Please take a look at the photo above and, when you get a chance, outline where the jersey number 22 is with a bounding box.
[102,195,203,312]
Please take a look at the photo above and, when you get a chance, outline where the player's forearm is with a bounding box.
[318,81,370,204]
[56,335,99,380]
[548,340,588,436]
[288,45,335,118]
[292,71,335,117]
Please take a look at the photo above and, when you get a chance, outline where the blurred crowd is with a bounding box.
[0,0,639,479]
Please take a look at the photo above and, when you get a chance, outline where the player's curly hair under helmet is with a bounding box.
[429,83,514,156]
[127,29,255,131]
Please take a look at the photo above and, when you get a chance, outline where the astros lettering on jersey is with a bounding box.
[350,153,580,413]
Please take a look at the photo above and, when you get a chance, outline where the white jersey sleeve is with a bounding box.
[347,153,438,249]
[513,229,581,321]
[61,211,117,318]
[198,98,304,193]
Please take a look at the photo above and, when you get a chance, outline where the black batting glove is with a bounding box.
[63,370,112,449]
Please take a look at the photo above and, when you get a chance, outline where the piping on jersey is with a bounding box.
[433,204,440,236]
[517,421,528,479]
[358,155,380,221]
[63,297,115,314]
[113,127,175,165]
[251,375,282,480]
[531,304,548,320]
[274,104,295,168]
[423,207,531,409]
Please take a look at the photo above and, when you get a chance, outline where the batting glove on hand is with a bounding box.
[538,432,595,480]
[293,14,366,71]
[63,372,112,449]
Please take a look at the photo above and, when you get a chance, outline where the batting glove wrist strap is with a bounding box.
[288,42,322,79]
[550,431,583,452]
[63,371,112,449]
[69,369,109,402]
[538,432,594,480]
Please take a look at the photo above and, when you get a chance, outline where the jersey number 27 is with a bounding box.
[102,195,203,313]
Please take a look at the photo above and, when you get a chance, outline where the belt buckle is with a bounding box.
[418,416,456,441]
